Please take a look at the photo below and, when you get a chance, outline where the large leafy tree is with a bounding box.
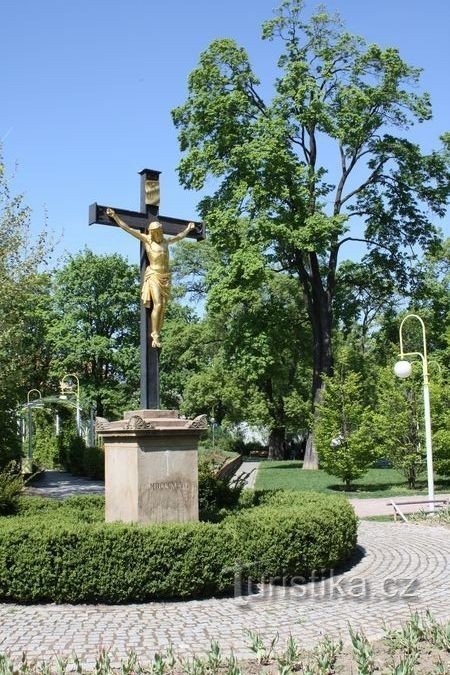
[159,291,204,410]
[48,250,140,418]
[0,160,53,467]
[409,238,450,356]
[168,239,312,458]
[172,0,450,467]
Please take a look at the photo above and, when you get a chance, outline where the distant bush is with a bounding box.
[60,435,104,480]
[82,445,105,480]
[65,435,86,475]
[0,492,356,603]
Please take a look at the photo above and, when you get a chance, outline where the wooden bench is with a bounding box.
[389,498,449,522]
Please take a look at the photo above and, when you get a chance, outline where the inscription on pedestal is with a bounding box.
[148,481,191,490]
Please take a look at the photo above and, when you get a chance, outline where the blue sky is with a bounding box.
[2,0,449,266]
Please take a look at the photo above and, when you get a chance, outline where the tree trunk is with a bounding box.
[96,396,104,418]
[303,281,333,470]
[407,465,416,490]
[268,427,286,460]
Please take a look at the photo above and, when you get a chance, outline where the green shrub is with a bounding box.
[433,427,450,477]
[0,518,238,603]
[198,459,243,518]
[16,494,104,522]
[32,409,60,469]
[59,433,104,480]
[82,445,105,480]
[0,464,24,515]
[62,435,86,475]
[236,491,358,578]
[0,491,356,603]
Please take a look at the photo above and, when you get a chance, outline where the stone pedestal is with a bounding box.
[96,410,208,524]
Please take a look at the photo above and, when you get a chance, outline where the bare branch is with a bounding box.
[336,236,397,255]
[340,160,387,206]
[245,82,267,115]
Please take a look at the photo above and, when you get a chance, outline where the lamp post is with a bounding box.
[60,374,81,435]
[394,314,434,512]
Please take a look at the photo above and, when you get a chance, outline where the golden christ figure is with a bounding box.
[106,208,195,348]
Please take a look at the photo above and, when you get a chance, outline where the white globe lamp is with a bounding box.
[394,360,412,379]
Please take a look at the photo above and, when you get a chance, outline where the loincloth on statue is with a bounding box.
[141,268,171,308]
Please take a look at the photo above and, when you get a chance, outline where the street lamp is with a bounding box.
[60,374,81,435]
[394,314,434,512]
[27,389,42,405]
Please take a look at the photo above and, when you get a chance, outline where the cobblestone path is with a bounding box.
[1,521,449,667]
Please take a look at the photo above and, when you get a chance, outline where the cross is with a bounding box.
[89,168,205,410]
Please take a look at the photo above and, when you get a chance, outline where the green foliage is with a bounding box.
[198,458,242,518]
[172,0,450,461]
[431,375,450,476]
[171,243,312,457]
[314,371,377,487]
[65,435,86,476]
[371,367,426,489]
[82,445,105,480]
[0,464,23,515]
[408,239,450,354]
[334,260,397,345]
[31,409,59,469]
[0,492,356,603]
[0,160,53,468]
[349,626,376,675]
[59,434,104,480]
[232,491,357,579]
[47,249,140,419]
[159,294,204,410]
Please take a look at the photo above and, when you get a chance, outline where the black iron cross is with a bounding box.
[89,168,205,410]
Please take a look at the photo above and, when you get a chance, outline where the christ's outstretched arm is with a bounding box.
[106,208,146,243]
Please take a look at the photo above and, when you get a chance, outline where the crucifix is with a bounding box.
[89,168,205,410]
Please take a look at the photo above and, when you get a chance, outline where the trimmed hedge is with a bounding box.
[0,492,357,603]
[63,436,105,480]
[235,491,358,578]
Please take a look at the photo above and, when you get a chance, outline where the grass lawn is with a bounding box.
[254,461,450,498]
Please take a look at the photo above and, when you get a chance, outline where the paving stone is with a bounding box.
[8,474,450,667]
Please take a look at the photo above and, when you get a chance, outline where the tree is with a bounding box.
[0,159,53,467]
[169,239,312,458]
[334,260,398,353]
[371,367,426,489]
[408,238,450,355]
[430,354,450,477]
[47,250,140,419]
[159,292,204,410]
[172,0,450,467]
[314,370,376,487]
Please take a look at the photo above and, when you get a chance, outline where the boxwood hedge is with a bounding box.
[0,491,357,603]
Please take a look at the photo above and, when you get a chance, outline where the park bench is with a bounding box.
[389,498,450,522]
